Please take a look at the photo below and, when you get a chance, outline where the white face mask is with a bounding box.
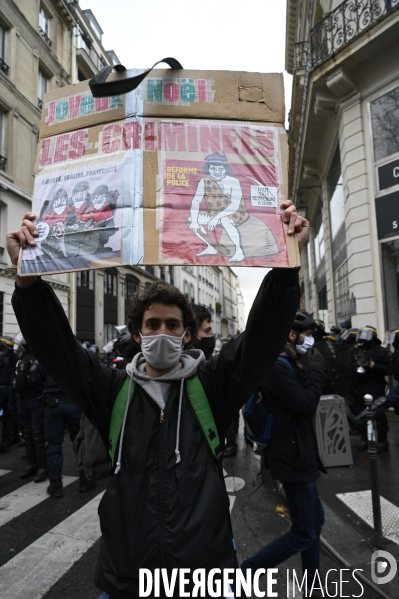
[140,329,186,370]
[296,335,314,355]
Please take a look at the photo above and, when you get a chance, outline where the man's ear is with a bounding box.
[133,333,141,345]
[183,328,192,345]
[288,330,297,343]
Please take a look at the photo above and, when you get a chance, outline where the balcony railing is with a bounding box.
[293,41,308,69]
[0,57,9,76]
[37,98,43,110]
[39,26,52,47]
[0,155,6,171]
[294,0,399,71]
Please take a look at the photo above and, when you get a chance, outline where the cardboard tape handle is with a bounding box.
[89,57,183,98]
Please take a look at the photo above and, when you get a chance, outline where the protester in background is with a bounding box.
[14,340,47,481]
[43,371,95,498]
[241,310,326,598]
[8,200,307,598]
[351,326,391,452]
[313,320,339,395]
[190,304,216,360]
[0,336,18,453]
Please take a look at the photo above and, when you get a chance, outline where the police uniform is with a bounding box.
[43,373,83,497]
[15,346,47,480]
[0,337,18,452]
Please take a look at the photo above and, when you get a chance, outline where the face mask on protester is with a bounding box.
[200,336,216,359]
[140,329,187,370]
[296,334,314,355]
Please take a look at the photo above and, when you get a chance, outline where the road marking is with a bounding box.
[337,490,399,545]
[0,477,77,526]
[0,491,103,599]
[228,495,236,513]
[225,476,245,493]
[0,470,11,477]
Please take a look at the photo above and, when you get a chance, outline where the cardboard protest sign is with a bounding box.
[19,68,299,275]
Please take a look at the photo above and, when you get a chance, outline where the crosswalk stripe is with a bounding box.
[337,490,399,545]
[0,470,11,477]
[0,476,77,526]
[0,491,103,599]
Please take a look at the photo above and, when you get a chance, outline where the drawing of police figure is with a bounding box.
[187,153,279,262]
[64,181,91,257]
[41,188,69,259]
[79,184,118,256]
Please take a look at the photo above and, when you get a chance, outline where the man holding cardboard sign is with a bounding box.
[8,200,307,598]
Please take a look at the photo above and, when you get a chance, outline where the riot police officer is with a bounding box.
[313,320,339,395]
[351,326,391,452]
[335,328,358,408]
[0,336,18,452]
[43,373,84,498]
[15,341,47,480]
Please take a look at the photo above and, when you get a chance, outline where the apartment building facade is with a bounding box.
[0,1,244,345]
[286,0,399,337]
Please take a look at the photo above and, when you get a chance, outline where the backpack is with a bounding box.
[109,373,222,470]
[243,356,294,448]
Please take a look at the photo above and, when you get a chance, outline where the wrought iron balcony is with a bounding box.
[0,155,6,171]
[294,0,399,71]
[37,98,43,110]
[39,26,52,47]
[0,57,9,76]
[294,42,308,69]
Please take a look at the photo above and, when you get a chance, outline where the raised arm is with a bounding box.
[7,213,124,443]
[201,200,309,433]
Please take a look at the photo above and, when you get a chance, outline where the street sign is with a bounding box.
[375,191,399,240]
[378,158,399,191]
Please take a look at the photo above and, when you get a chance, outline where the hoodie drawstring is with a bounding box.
[114,370,135,475]
[174,378,185,465]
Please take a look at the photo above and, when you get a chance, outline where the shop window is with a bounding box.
[77,270,95,290]
[333,260,350,319]
[381,240,399,330]
[104,269,117,296]
[371,85,399,162]
[125,274,139,301]
[37,70,48,109]
[104,323,115,344]
[318,286,328,311]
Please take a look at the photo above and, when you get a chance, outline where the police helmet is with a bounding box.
[340,319,352,330]
[89,344,99,354]
[330,325,341,335]
[81,340,91,349]
[356,326,377,343]
[314,319,325,335]
[384,327,399,348]
[0,336,14,348]
[292,310,316,333]
[341,328,359,342]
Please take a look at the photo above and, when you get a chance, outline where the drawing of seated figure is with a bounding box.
[187,153,279,263]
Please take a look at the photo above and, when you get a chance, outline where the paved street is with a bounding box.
[0,412,398,598]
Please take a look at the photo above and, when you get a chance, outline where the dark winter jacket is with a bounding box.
[351,340,391,400]
[12,269,299,598]
[263,353,326,483]
[14,350,46,399]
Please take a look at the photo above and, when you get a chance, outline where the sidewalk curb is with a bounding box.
[274,479,396,599]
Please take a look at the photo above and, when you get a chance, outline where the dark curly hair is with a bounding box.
[128,281,198,337]
[192,304,212,327]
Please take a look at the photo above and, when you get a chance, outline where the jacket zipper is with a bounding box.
[158,408,166,568]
